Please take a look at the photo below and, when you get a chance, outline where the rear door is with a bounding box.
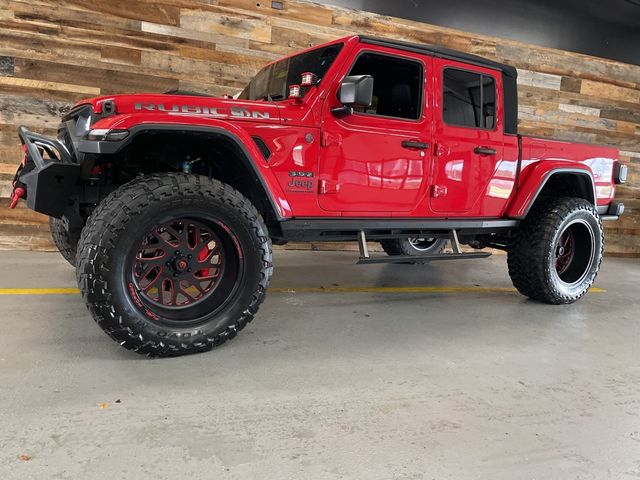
[430,59,504,215]
[318,46,433,214]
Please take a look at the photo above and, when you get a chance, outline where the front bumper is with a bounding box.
[9,126,80,218]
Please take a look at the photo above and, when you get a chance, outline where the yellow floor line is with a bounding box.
[0,288,81,295]
[0,286,605,295]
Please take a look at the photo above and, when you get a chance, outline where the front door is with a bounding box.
[318,48,432,214]
[430,59,505,215]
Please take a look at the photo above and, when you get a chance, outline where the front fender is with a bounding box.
[505,162,596,219]
[77,114,293,219]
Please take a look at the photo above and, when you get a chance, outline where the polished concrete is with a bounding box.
[0,250,639,479]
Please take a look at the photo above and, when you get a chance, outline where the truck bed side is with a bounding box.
[507,135,618,217]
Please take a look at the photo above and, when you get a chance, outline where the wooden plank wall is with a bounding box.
[0,0,638,255]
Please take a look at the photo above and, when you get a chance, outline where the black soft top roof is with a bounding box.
[358,35,518,79]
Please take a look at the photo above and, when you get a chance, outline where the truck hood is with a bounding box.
[80,93,281,124]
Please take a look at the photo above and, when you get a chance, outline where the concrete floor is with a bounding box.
[0,250,639,479]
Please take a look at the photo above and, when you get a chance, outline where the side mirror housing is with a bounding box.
[332,75,373,117]
[339,75,373,107]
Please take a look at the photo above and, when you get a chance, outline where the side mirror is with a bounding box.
[339,75,373,106]
[333,75,373,117]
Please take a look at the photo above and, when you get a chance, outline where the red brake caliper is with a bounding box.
[197,244,210,278]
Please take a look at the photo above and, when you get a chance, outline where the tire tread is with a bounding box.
[507,197,603,304]
[49,216,79,266]
[76,173,272,357]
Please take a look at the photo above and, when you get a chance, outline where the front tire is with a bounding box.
[507,197,603,304]
[76,173,273,356]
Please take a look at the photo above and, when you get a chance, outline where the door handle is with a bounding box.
[401,140,429,150]
[474,146,496,156]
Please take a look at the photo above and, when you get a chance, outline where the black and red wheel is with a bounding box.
[76,173,272,356]
[508,197,603,304]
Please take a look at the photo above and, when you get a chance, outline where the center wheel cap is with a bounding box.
[175,258,189,272]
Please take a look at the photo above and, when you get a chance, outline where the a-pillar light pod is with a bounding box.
[301,72,318,86]
[288,84,302,99]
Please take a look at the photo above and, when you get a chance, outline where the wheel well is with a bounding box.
[529,172,595,212]
[96,130,282,237]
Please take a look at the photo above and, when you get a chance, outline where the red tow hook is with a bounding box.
[8,187,25,209]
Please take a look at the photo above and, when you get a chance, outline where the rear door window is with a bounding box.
[442,68,496,129]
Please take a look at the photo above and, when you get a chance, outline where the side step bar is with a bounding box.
[357,229,491,264]
[357,252,492,264]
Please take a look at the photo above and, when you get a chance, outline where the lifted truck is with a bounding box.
[9,35,627,356]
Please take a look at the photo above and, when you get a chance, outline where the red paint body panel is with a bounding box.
[429,57,511,217]
[318,43,434,215]
[73,35,620,221]
[505,137,618,217]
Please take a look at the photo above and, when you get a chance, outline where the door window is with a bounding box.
[347,53,423,120]
[442,68,496,129]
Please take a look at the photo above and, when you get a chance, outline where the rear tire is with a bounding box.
[49,216,80,267]
[76,173,273,357]
[380,237,447,263]
[507,197,603,304]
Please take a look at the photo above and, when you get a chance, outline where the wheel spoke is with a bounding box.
[152,230,177,249]
[182,280,206,299]
[159,278,174,306]
[195,267,221,280]
[170,225,187,248]
[136,253,166,267]
[142,270,164,292]
[187,222,200,250]
[555,229,575,275]
[131,217,232,312]
[178,224,190,249]
[137,264,156,281]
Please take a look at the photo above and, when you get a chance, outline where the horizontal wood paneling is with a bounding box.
[0,0,638,255]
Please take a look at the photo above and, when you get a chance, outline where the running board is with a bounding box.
[357,252,491,264]
[357,229,491,264]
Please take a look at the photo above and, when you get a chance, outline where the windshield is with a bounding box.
[238,43,344,101]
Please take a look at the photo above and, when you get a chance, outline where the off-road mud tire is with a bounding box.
[76,173,272,356]
[49,216,81,266]
[508,197,603,304]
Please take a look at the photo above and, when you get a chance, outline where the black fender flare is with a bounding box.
[77,124,289,220]
[507,167,597,219]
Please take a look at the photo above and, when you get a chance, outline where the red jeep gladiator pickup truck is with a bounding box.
[9,35,627,356]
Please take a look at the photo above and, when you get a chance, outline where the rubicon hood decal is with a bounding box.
[78,94,280,123]
[134,102,271,120]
